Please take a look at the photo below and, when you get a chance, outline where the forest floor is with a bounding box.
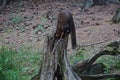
[0,0,120,77]
[0,1,120,56]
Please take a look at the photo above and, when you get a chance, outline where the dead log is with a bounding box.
[72,41,120,80]
[73,49,120,74]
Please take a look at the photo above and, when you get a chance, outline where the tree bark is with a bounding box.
[31,25,81,80]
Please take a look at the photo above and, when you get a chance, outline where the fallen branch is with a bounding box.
[72,41,120,80]
[79,73,120,80]
[73,49,120,73]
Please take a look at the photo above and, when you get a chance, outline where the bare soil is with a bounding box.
[0,1,120,56]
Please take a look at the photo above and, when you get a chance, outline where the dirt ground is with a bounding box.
[0,1,120,57]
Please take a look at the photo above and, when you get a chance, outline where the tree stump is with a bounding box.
[112,8,120,23]
[31,26,81,80]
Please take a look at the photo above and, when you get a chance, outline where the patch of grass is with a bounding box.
[3,28,14,33]
[98,56,116,69]
[69,48,85,65]
[10,15,25,24]
[97,55,120,74]
[0,45,42,80]
[0,46,20,80]
[115,56,120,69]
[34,24,45,33]
[41,17,47,23]
[33,17,47,34]
[15,46,42,80]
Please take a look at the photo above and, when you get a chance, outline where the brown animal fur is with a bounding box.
[55,10,77,49]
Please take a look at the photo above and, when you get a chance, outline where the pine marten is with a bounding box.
[55,10,77,49]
